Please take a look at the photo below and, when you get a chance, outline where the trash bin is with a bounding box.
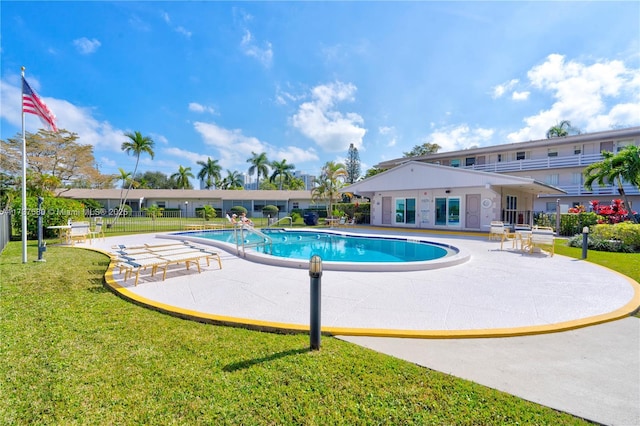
[303,212,319,226]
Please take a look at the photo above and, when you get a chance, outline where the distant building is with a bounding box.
[59,189,315,218]
[293,171,317,190]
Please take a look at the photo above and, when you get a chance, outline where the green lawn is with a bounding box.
[0,240,623,424]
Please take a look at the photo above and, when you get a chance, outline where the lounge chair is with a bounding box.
[526,228,555,256]
[88,218,105,242]
[489,221,505,241]
[69,222,90,246]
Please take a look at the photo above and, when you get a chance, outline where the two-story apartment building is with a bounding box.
[376,127,640,215]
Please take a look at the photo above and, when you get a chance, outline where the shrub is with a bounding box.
[11,196,85,238]
[229,206,247,216]
[197,205,217,221]
[262,205,279,217]
[567,223,640,253]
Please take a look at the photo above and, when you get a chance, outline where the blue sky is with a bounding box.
[2,1,639,184]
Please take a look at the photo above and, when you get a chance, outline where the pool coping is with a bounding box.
[165,228,471,272]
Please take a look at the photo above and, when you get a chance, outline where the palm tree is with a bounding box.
[197,157,222,189]
[270,159,296,190]
[312,161,347,218]
[584,145,640,223]
[171,165,194,189]
[247,152,269,190]
[546,120,580,139]
[220,170,244,190]
[115,131,155,223]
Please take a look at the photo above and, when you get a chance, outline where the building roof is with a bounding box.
[58,188,312,201]
[376,126,640,169]
[344,161,566,197]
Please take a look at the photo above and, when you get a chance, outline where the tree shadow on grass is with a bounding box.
[223,347,310,372]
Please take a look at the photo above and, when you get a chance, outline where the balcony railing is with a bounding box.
[464,153,604,173]
[538,183,640,197]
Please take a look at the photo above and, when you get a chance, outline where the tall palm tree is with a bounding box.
[584,145,640,223]
[247,152,269,190]
[546,120,580,139]
[312,161,347,218]
[220,169,244,190]
[115,131,155,223]
[171,165,194,189]
[270,159,296,190]
[196,157,222,189]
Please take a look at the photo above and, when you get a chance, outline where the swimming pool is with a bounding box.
[168,228,469,272]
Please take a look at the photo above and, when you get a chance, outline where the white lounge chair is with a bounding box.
[69,222,90,246]
[489,221,505,241]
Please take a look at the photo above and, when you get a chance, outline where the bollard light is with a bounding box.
[309,255,323,278]
[581,226,589,259]
[309,255,322,350]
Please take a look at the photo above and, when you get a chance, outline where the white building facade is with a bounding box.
[376,127,640,214]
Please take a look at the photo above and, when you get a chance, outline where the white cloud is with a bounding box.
[240,30,273,67]
[508,54,640,142]
[378,126,394,135]
[73,37,101,54]
[160,11,191,38]
[291,81,367,153]
[512,91,530,101]
[492,79,518,99]
[175,26,192,38]
[193,121,319,171]
[163,147,208,164]
[427,125,495,152]
[188,102,216,115]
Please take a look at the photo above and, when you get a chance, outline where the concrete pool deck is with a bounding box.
[90,228,639,338]
[77,228,639,425]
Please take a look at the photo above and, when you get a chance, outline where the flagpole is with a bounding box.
[21,67,28,263]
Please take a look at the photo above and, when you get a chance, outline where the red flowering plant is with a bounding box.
[590,199,637,224]
[567,205,586,213]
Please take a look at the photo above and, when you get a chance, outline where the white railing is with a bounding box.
[538,183,640,197]
[465,153,604,173]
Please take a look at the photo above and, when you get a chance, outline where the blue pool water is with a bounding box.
[180,229,451,263]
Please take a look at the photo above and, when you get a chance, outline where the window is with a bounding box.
[546,202,557,212]
[292,202,299,209]
[515,151,527,160]
[571,172,582,185]
[156,201,166,208]
[450,159,460,168]
[435,197,460,226]
[497,154,503,162]
[574,145,582,155]
[465,157,476,166]
[545,174,559,186]
[504,195,518,225]
[616,140,633,152]
[547,149,558,157]
[395,198,416,224]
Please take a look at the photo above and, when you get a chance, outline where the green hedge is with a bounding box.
[11,197,86,238]
[567,222,640,253]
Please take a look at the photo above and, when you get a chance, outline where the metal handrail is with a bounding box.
[234,224,273,256]
[267,216,293,228]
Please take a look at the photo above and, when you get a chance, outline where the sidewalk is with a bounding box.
[339,318,639,426]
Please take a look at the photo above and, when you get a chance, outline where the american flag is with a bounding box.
[22,76,58,132]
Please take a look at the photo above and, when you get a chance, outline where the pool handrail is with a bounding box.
[267,216,293,228]
[236,225,273,256]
